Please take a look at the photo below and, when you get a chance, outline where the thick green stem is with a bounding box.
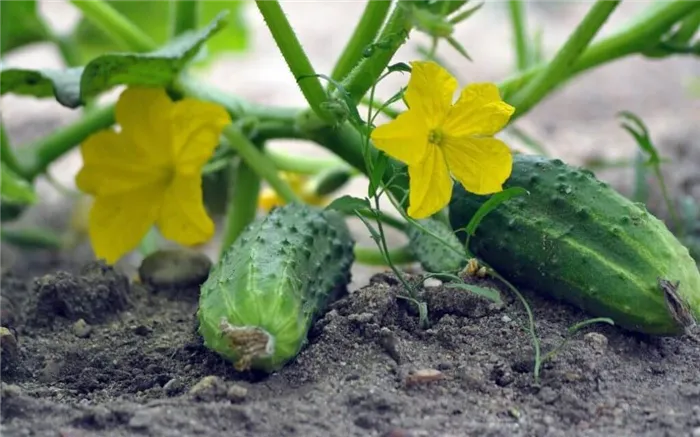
[501,0,700,119]
[68,0,156,52]
[220,159,261,257]
[170,0,200,37]
[255,1,333,123]
[354,244,415,266]
[340,4,412,101]
[18,104,116,180]
[354,208,406,231]
[508,1,621,118]
[265,149,354,175]
[331,0,393,82]
[222,125,299,204]
[508,0,531,71]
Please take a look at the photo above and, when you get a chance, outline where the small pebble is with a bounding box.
[405,369,444,387]
[584,332,608,350]
[163,378,183,396]
[422,278,442,288]
[71,319,92,338]
[379,327,401,363]
[129,408,159,429]
[39,359,62,383]
[132,325,152,336]
[189,375,227,401]
[226,384,248,403]
[348,312,374,324]
[0,327,20,372]
[138,249,212,289]
[691,427,700,437]
[501,315,512,323]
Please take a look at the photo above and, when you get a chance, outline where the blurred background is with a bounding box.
[1,1,699,288]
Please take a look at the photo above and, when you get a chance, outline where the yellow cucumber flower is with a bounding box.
[75,87,231,264]
[257,172,327,212]
[370,60,515,219]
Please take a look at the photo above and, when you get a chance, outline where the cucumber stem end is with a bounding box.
[219,318,275,371]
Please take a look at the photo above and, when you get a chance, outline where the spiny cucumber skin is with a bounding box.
[407,219,468,273]
[197,203,355,371]
[449,154,700,335]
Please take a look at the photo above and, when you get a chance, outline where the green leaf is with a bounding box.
[446,283,503,305]
[1,162,37,205]
[387,62,411,73]
[0,13,228,108]
[325,195,371,213]
[72,1,249,66]
[0,0,49,54]
[0,227,63,250]
[368,152,389,198]
[464,186,529,236]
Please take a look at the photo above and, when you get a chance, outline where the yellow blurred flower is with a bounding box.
[258,172,327,212]
[75,87,231,264]
[370,60,515,219]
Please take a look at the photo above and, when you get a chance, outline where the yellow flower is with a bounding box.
[257,172,328,212]
[75,87,231,264]
[370,61,515,219]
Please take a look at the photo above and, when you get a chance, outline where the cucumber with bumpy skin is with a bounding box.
[407,218,468,273]
[197,203,355,371]
[449,154,700,335]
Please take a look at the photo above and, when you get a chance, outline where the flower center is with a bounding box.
[428,128,444,146]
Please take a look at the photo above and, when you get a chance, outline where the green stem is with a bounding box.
[255,1,333,122]
[354,208,406,231]
[170,0,200,37]
[508,1,621,118]
[508,0,530,71]
[653,166,682,236]
[265,149,354,175]
[221,125,299,204]
[331,0,393,82]
[340,4,412,102]
[1,227,64,250]
[354,244,415,266]
[220,158,261,257]
[68,0,156,52]
[18,104,116,180]
[501,0,700,119]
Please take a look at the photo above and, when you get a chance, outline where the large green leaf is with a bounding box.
[73,1,249,65]
[0,13,228,108]
[0,0,49,54]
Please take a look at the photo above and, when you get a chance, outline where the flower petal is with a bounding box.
[442,136,513,195]
[76,130,168,196]
[87,185,164,264]
[170,98,231,174]
[442,83,514,137]
[157,174,214,245]
[370,110,429,166]
[405,61,458,127]
[407,145,453,219]
[114,87,174,166]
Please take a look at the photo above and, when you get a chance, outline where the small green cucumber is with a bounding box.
[449,154,700,335]
[406,218,468,273]
[197,203,355,372]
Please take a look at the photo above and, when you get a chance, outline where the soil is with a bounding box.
[2,256,700,437]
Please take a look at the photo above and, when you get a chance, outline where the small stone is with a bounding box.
[508,408,521,419]
[422,278,442,288]
[584,332,608,350]
[71,319,92,338]
[163,378,183,396]
[378,327,401,363]
[132,325,152,336]
[138,249,212,290]
[226,384,248,403]
[691,427,700,437]
[539,386,559,404]
[0,327,20,374]
[436,361,452,371]
[189,375,227,401]
[405,369,444,387]
[501,315,512,323]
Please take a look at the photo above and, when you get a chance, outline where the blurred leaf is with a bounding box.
[325,195,371,213]
[72,0,249,65]
[0,227,64,250]
[446,283,503,304]
[0,0,49,54]
[1,162,37,205]
[0,13,227,108]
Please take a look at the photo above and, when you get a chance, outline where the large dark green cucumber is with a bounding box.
[449,154,700,335]
[197,203,355,372]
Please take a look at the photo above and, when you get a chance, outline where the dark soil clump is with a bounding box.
[1,263,699,437]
